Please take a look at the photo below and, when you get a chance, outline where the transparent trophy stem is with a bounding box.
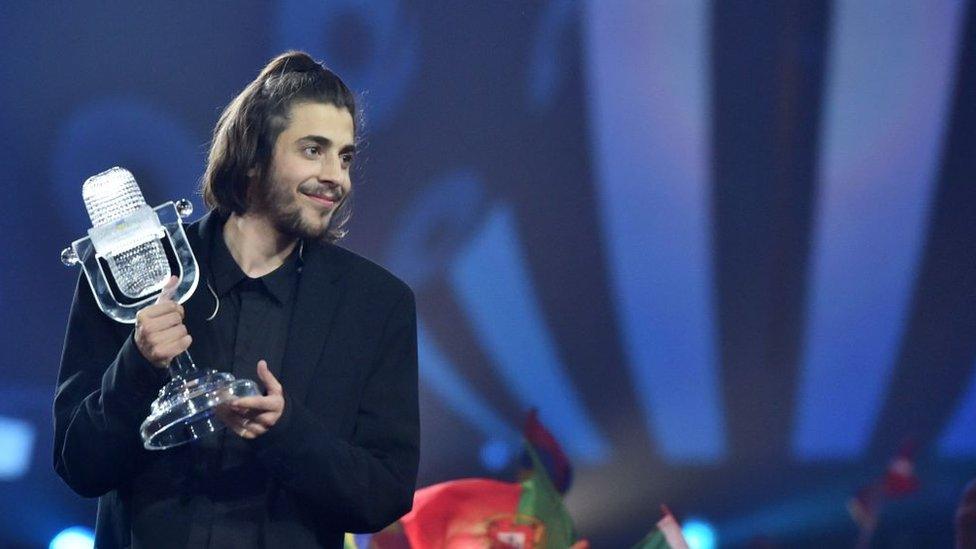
[63,200,259,450]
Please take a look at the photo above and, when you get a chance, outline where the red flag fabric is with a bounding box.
[400,478,528,548]
[398,456,578,549]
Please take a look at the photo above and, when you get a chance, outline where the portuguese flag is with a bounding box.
[398,446,578,548]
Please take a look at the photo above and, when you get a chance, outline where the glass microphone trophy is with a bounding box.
[61,167,259,450]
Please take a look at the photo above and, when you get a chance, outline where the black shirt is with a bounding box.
[208,223,301,383]
[184,224,302,548]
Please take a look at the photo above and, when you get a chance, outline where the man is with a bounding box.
[53,51,420,548]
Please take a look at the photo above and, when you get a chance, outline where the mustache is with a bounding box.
[298,182,345,201]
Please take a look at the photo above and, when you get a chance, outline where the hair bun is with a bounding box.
[260,50,322,79]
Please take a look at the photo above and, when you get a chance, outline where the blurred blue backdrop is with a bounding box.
[3,0,976,546]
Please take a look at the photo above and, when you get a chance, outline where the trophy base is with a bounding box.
[140,371,260,450]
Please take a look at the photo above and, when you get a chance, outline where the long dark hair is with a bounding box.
[201,51,357,242]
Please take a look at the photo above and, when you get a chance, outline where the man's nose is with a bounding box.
[318,154,342,182]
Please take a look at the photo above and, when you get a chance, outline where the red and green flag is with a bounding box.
[519,409,573,494]
[631,507,690,549]
[397,445,579,548]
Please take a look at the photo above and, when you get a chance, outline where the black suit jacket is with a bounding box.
[53,212,420,548]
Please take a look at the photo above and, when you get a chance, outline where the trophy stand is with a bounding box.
[139,350,258,450]
[63,198,259,450]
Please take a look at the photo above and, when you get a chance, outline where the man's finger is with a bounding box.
[231,395,281,412]
[235,422,255,439]
[141,312,186,335]
[247,411,280,428]
[137,301,182,322]
[233,417,265,436]
[151,321,187,340]
[256,360,283,395]
[155,276,179,303]
[237,425,267,439]
[214,405,262,435]
[155,335,192,359]
[228,416,267,438]
[235,409,277,428]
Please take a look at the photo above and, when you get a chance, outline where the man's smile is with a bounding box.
[299,185,341,209]
[301,191,336,208]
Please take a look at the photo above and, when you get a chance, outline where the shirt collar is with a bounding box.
[210,223,246,298]
[261,245,301,304]
[209,220,302,304]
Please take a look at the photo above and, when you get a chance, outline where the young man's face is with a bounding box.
[254,101,355,240]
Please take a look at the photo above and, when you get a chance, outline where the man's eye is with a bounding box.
[304,146,320,157]
[341,153,355,166]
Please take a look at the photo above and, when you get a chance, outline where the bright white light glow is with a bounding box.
[0,416,34,480]
[49,526,95,549]
[683,518,717,549]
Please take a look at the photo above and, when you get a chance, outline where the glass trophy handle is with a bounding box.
[169,350,197,380]
[63,201,200,324]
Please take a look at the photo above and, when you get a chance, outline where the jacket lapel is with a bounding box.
[279,241,349,403]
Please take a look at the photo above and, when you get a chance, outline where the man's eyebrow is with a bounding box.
[298,135,332,147]
[298,135,356,154]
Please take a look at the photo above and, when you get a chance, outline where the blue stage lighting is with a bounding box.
[793,0,966,460]
[527,0,575,110]
[479,438,514,472]
[451,205,609,463]
[940,359,976,457]
[274,0,418,128]
[583,0,726,464]
[0,415,34,480]
[49,526,95,549]
[416,324,518,447]
[683,518,717,549]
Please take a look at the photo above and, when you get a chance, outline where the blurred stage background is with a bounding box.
[3,0,976,546]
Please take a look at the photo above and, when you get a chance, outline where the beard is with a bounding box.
[252,175,339,242]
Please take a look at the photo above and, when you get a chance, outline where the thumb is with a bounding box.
[256,360,282,395]
[155,275,179,304]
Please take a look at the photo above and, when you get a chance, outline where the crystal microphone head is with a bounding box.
[83,166,148,226]
[83,167,170,300]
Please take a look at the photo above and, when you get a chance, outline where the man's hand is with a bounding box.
[134,276,190,369]
[218,360,285,439]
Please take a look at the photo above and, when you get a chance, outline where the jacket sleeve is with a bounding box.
[250,286,421,533]
[53,273,170,498]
